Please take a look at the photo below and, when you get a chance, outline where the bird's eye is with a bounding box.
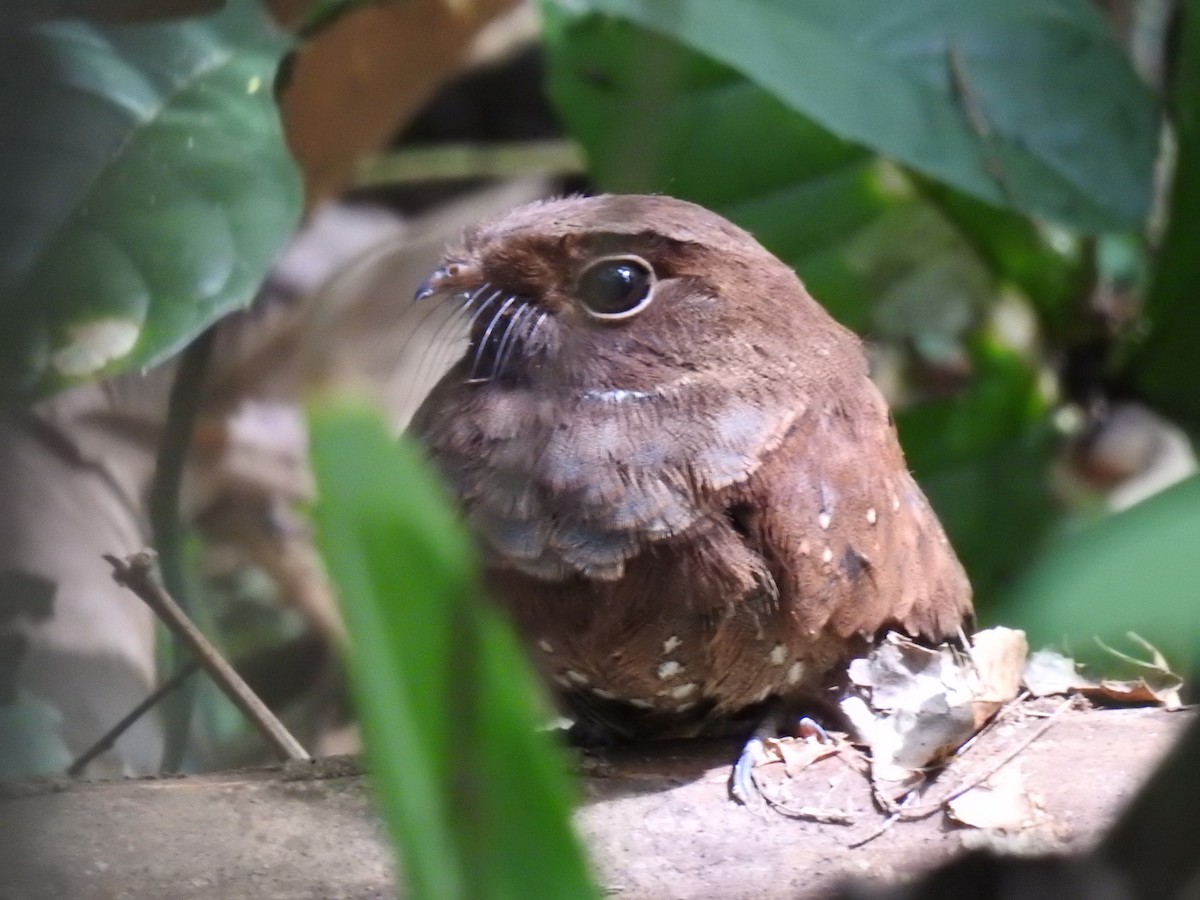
[576,255,656,320]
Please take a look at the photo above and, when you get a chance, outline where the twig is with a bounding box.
[850,697,1072,844]
[762,796,853,825]
[67,658,201,777]
[847,791,917,848]
[900,696,1074,818]
[105,550,311,762]
[150,326,216,771]
[954,690,1031,759]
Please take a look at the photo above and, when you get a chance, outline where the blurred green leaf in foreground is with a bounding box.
[309,403,597,900]
[1003,474,1200,676]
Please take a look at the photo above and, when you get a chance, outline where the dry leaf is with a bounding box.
[947,763,1038,830]
[1023,648,1093,697]
[1088,634,1185,709]
[842,633,980,796]
[760,734,842,778]
[841,629,1037,799]
[969,626,1028,725]
[1081,678,1183,710]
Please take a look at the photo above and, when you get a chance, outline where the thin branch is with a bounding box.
[67,658,201,777]
[847,791,917,848]
[105,550,311,762]
[900,696,1075,818]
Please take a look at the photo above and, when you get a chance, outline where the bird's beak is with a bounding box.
[414,260,482,302]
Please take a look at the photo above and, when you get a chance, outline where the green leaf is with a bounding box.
[0,1,301,396]
[1001,474,1200,674]
[914,177,1087,334]
[1128,0,1200,433]
[543,13,1003,338]
[544,0,1158,232]
[0,693,74,780]
[309,404,597,900]
[898,342,1060,607]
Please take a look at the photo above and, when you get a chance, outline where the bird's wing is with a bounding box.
[734,383,973,644]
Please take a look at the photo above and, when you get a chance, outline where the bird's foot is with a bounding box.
[730,715,832,807]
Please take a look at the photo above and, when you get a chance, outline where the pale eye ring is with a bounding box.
[575,255,656,320]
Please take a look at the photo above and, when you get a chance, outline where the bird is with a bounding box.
[408,193,973,748]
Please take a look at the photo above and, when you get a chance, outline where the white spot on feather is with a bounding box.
[565,670,589,685]
[583,388,652,403]
[669,682,698,700]
[787,661,804,685]
[768,644,786,665]
[818,511,832,530]
[662,635,682,654]
[657,660,684,679]
[537,638,554,654]
[866,507,878,525]
[821,546,833,564]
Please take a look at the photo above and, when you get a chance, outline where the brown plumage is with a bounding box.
[410,194,973,740]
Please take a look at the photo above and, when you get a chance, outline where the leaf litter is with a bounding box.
[746,626,1184,837]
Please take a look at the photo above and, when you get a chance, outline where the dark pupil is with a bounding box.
[580,261,650,315]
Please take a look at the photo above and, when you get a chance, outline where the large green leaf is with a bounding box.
[1128,0,1200,433]
[543,11,1083,338]
[309,404,597,900]
[543,12,1002,337]
[0,1,301,396]
[1001,474,1200,674]
[544,0,1157,233]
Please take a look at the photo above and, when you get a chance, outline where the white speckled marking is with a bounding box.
[537,638,554,654]
[670,682,698,700]
[821,546,834,564]
[592,687,617,700]
[629,698,655,710]
[866,507,877,525]
[892,494,901,512]
[799,539,811,555]
[768,643,787,665]
[657,660,684,679]
[818,511,832,530]
[583,388,653,403]
[662,635,682,654]
[565,669,589,685]
[787,661,804,685]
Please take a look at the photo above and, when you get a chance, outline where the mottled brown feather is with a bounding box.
[410,193,973,739]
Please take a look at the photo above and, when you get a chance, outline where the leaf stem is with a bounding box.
[150,327,215,771]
